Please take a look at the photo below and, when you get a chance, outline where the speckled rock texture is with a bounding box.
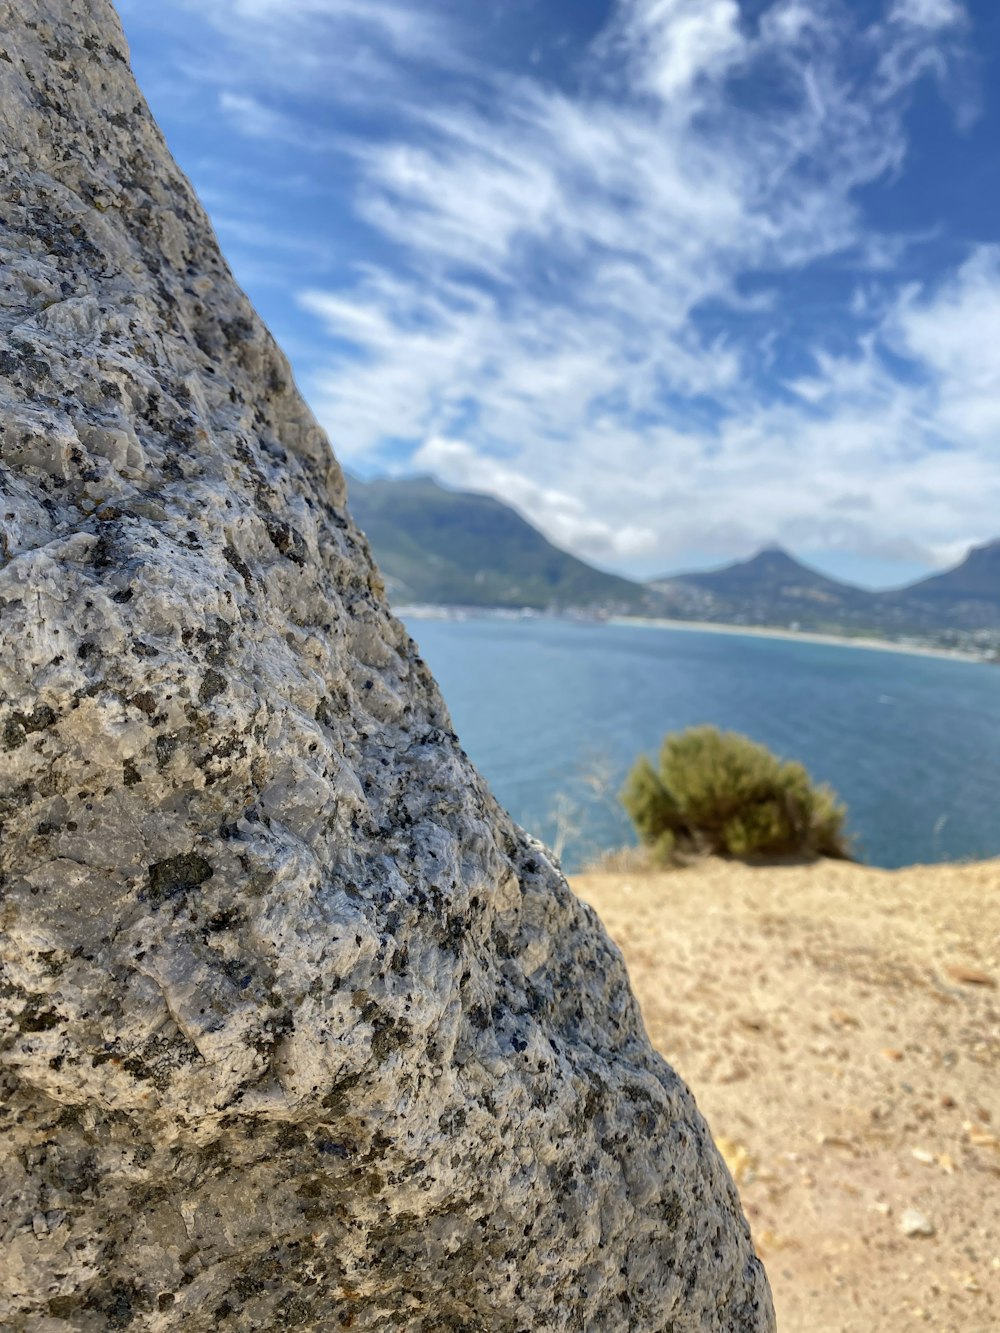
[0,3,775,1330]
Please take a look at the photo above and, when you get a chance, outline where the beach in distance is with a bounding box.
[608,615,993,664]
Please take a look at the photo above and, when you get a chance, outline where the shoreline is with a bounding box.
[396,605,992,664]
[609,615,990,663]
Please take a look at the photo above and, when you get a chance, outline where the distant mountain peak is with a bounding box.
[744,544,801,567]
[668,544,842,590]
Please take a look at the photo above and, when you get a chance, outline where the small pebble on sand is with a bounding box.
[900,1209,935,1238]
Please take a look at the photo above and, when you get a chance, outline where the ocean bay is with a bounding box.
[403,614,1000,873]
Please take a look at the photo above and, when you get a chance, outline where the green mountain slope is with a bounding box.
[346,474,654,612]
[885,540,1000,629]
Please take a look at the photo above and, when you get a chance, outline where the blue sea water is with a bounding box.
[402,615,1000,873]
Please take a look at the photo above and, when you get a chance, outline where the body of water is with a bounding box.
[403,615,1000,873]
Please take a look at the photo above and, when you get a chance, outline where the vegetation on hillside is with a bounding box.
[621,725,850,862]
[346,474,656,612]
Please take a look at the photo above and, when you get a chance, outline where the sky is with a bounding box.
[116,0,1000,589]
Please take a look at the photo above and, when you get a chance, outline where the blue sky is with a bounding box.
[117,0,1000,588]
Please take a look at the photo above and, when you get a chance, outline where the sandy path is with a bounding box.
[572,859,1000,1333]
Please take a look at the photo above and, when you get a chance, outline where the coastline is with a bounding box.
[396,604,992,664]
[609,615,990,664]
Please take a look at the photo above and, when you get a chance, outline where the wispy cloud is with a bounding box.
[889,0,967,30]
[414,437,660,560]
[167,0,460,97]
[609,0,747,104]
[197,0,449,55]
[123,0,991,579]
[888,246,1000,442]
[217,91,337,148]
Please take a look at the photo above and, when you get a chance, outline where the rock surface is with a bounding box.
[0,3,773,1329]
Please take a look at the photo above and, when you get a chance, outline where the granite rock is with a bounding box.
[0,3,775,1329]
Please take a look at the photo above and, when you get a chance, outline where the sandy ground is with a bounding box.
[572,858,1000,1333]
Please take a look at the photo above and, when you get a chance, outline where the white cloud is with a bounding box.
[889,0,967,30]
[290,1,990,577]
[218,92,325,147]
[130,0,991,579]
[202,0,446,57]
[878,0,974,122]
[613,0,746,104]
[890,248,1000,391]
[888,247,1000,442]
[137,0,461,113]
[413,438,659,560]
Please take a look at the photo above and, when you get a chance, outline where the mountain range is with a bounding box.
[347,474,1000,644]
[652,543,1000,636]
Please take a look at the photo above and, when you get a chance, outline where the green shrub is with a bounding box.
[621,725,851,863]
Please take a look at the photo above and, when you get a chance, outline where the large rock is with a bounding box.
[0,3,775,1329]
